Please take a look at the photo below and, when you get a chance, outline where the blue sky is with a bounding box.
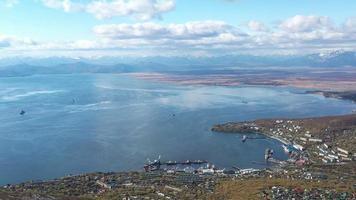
[0,0,356,57]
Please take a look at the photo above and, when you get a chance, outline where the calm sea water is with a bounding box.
[0,74,355,185]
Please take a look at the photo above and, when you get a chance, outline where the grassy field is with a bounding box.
[208,178,355,200]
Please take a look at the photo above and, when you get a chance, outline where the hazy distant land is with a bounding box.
[134,67,356,101]
[133,67,356,90]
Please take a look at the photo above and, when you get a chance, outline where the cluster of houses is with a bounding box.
[268,185,354,200]
[315,144,354,163]
[240,117,356,167]
[92,171,220,199]
[298,132,323,144]
[269,120,306,146]
[272,120,324,146]
[265,119,356,165]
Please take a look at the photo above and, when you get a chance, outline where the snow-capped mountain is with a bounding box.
[0,51,355,77]
[306,50,356,66]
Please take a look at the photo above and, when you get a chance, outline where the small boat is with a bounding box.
[183,160,191,165]
[166,161,177,165]
[144,155,162,172]
[144,164,160,172]
[242,135,247,143]
[20,110,26,115]
[265,148,273,160]
[282,145,292,154]
[192,160,207,164]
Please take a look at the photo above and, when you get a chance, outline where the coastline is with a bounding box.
[1,113,355,199]
[305,90,356,102]
[211,124,291,146]
[268,135,291,145]
[211,113,356,163]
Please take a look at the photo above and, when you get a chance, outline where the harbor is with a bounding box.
[212,114,356,165]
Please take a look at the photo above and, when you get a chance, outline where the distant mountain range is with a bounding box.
[0,51,355,77]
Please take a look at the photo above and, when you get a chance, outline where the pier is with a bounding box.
[164,160,208,165]
[144,159,209,172]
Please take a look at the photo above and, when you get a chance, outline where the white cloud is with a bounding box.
[2,15,356,56]
[0,34,37,49]
[40,0,84,12]
[86,0,175,20]
[90,17,355,52]
[247,20,269,32]
[39,0,175,20]
[89,17,356,54]
[344,17,356,33]
[93,21,238,40]
[279,15,332,32]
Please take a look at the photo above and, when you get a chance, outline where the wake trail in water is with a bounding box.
[0,90,65,102]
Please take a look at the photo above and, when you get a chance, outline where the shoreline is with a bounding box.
[212,113,356,163]
[268,135,291,145]
[305,90,356,102]
[1,113,355,199]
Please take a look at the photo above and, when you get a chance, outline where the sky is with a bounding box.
[0,0,356,57]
